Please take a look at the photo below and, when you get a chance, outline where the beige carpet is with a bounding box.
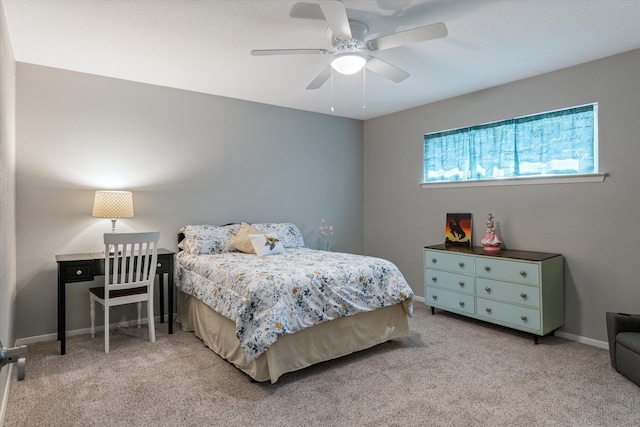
[4,304,640,427]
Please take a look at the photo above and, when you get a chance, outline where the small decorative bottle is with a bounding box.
[481,213,502,252]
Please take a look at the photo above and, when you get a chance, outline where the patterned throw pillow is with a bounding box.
[248,233,286,257]
[252,223,305,248]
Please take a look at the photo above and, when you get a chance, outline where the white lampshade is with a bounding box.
[92,190,134,235]
[92,191,134,219]
[331,53,366,75]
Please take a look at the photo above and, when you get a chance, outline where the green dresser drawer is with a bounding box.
[476,278,540,308]
[475,257,540,285]
[425,286,475,315]
[476,297,541,332]
[425,268,474,294]
[424,250,475,274]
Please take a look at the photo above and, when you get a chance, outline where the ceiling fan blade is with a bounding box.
[251,48,329,56]
[368,22,447,51]
[306,65,332,90]
[319,0,352,40]
[365,57,409,83]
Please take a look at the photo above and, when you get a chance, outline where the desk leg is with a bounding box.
[158,273,165,324]
[57,266,66,355]
[168,260,174,334]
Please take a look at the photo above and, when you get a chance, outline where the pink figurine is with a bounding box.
[481,214,501,251]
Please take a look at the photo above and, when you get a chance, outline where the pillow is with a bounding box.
[179,224,241,255]
[248,233,285,257]
[252,223,305,248]
[230,222,262,254]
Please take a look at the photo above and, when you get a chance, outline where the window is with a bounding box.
[422,104,600,186]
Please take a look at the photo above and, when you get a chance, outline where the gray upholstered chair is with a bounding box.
[606,312,640,386]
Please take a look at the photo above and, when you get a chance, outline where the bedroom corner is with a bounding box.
[0,0,18,423]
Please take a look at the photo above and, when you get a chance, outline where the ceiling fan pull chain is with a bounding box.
[330,67,335,113]
[362,66,367,111]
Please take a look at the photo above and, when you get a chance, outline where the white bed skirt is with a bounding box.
[177,290,411,383]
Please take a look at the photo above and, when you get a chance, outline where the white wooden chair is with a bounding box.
[90,231,160,353]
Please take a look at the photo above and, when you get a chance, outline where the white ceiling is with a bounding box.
[3,0,640,120]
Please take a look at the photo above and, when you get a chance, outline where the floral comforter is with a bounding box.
[175,248,414,362]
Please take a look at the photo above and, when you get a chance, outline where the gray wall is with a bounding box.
[15,64,363,339]
[364,48,640,343]
[10,46,640,347]
[0,1,17,416]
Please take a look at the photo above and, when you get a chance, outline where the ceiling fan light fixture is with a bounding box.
[331,53,366,75]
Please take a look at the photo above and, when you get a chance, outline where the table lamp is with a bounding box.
[92,190,134,233]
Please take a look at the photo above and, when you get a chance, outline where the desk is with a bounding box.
[56,249,175,355]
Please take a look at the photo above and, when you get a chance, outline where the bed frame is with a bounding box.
[175,231,411,383]
[177,291,410,383]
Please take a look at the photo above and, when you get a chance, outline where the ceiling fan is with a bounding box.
[250,0,448,90]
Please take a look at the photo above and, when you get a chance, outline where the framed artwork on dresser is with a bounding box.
[445,213,472,246]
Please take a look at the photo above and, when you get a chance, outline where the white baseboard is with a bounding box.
[15,314,176,346]
[18,304,608,350]
[554,330,609,350]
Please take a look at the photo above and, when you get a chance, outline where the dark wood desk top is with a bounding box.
[56,248,174,262]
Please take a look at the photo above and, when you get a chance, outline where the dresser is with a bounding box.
[424,244,564,343]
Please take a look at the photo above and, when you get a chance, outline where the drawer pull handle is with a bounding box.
[485,307,492,313]
[157,263,162,268]
[459,301,465,306]
[521,315,527,321]
[76,270,83,276]
[431,276,437,282]
[431,258,437,263]
[484,266,491,272]
[432,295,438,300]
[484,286,491,292]
[520,271,527,277]
[458,281,465,287]
[458,262,464,268]
[520,292,527,299]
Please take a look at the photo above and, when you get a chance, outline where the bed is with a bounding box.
[175,222,414,383]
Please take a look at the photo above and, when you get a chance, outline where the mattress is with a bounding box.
[175,247,414,363]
